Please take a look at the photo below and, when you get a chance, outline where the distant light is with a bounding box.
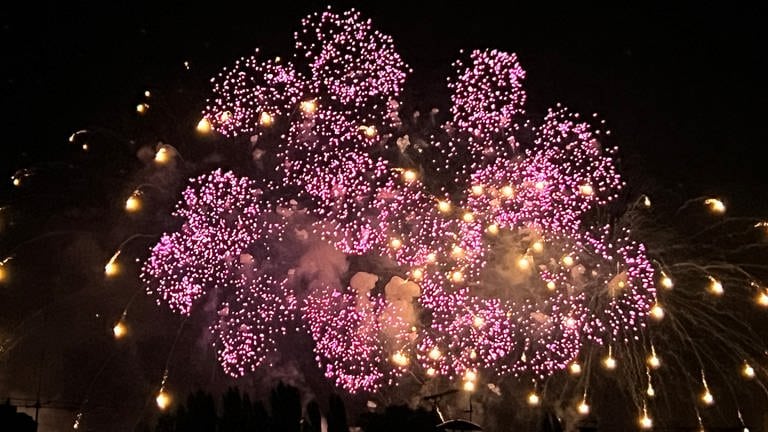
[426,253,437,263]
[300,99,317,114]
[704,198,726,214]
[12,177,21,187]
[569,362,582,375]
[546,281,556,291]
[125,192,142,213]
[259,112,274,126]
[428,347,442,360]
[701,389,714,405]
[535,181,546,191]
[113,321,128,339]
[154,147,171,165]
[437,200,451,213]
[650,303,665,321]
[471,185,484,196]
[156,390,172,410]
[660,273,674,290]
[218,111,232,123]
[742,362,755,379]
[136,103,149,114]
[105,252,121,277]
[486,224,499,235]
[426,367,436,377]
[402,169,418,183]
[360,125,377,138]
[144,90,151,98]
[647,350,661,369]
[642,195,652,208]
[451,271,464,283]
[579,184,594,196]
[577,400,590,415]
[472,316,485,328]
[531,241,544,253]
[603,354,617,370]
[527,392,540,406]
[756,290,768,307]
[500,185,514,198]
[516,256,531,271]
[462,380,476,392]
[0,265,7,283]
[463,369,477,382]
[562,255,574,267]
[411,268,424,281]
[390,238,403,250]
[391,352,409,367]
[462,212,475,223]
[639,413,653,429]
[196,118,212,134]
[646,383,655,398]
[707,276,724,296]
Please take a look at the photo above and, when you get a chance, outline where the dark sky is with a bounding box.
[1,1,766,431]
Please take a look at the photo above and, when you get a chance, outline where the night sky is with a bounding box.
[1,2,766,431]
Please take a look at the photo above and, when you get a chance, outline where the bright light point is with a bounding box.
[579,184,594,196]
[756,290,768,307]
[647,353,661,369]
[0,266,7,283]
[527,392,540,406]
[196,118,212,134]
[547,281,556,291]
[428,347,441,360]
[742,363,755,379]
[451,271,464,283]
[639,413,653,429]
[259,112,274,126]
[462,212,475,223]
[701,390,714,405]
[469,350,477,360]
[360,125,377,138]
[463,370,477,382]
[12,178,20,187]
[562,255,574,267]
[603,355,616,370]
[500,185,514,198]
[426,253,437,263]
[704,198,726,214]
[426,367,436,377]
[113,321,128,339]
[535,181,546,191]
[486,224,499,235]
[569,362,582,375]
[463,380,476,392]
[390,238,402,249]
[300,99,317,114]
[402,169,418,183]
[156,390,171,410]
[437,200,451,213]
[82,144,89,151]
[650,303,665,320]
[391,352,409,367]
[531,241,544,253]
[218,111,232,123]
[707,276,724,296]
[154,147,170,164]
[136,103,149,114]
[144,90,151,98]
[517,256,531,270]
[577,400,590,415]
[660,274,674,290]
[642,195,652,207]
[471,185,484,196]
[411,268,424,281]
[646,383,655,397]
[472,316,485,328]
[125,194,141,213]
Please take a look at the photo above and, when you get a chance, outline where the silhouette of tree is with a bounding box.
[327,394,348,432]
[270,382,301,432]
[0,399,36,432]
[358,404,440,432]
[303,400,322,432]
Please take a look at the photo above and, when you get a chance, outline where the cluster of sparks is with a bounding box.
[142,8,658,394]
[79,8,765,430]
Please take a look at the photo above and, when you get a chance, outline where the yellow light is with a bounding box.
[486,224,499,235]
[646,382,655,397]
[527,392,540,406]
[500,185,514,198]
[144,90,151,98]
[547,281,556,291]
[569,362,582,375]
[650,303,665,321]
[411,268,424,281]
[603,355,616,370]
[196,118,212,134]
[577,400,590,415]
[701,390,714,405]
[742,362,755,379]
[451,245,464,257]
[402,169,418,183]
[531,241,544,253]
[0,266,6,283]
[660,274,674,290]
[462,212,475,223]
[113,321,128,339]
[647,351,661,369]
[472,316,485,328]
[136,103,149,114]
[642,195,652,208]
[469,350,477,360]
[462,380,476,392]
[535,181,546,191]
[426,367,436,377]
[156,390,172,410]
[12,177,21,187]
[639,413,653,429]
[756,290,768,307]
[391,352,409,367]
[259,112,274,126]
[463,370,477,382]
[426,253,437,263]
[390,238,403,249]
[105,252,121,277]
[471,185,484,196]
[707,276,724,296]
[82,143,89,151]
[579,184,594,196]
[218,111,232,123]
[562,255,574,267]
[154,147,170,164]
[428,347,442,360]
[125,193,141,213]
[704,198,726,214]
[300,99,317,115]
[451,271,464,283]
[437,200,452,213]
[517,256,531,270]
[360,125,377,138]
